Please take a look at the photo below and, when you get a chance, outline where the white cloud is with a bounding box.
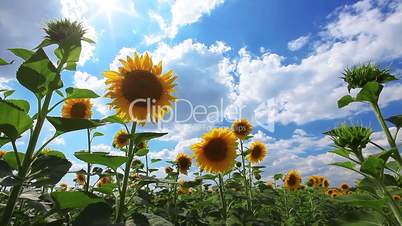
[52,137,65,145]
[228,0,402,125]
[0,77,11,89]
[288,35,310,51]
[145,0,225,44]
[109,47,137,71]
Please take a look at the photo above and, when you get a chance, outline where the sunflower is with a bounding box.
[246,141,267,164]
[165,166,173,174]
[322,178,330,188]
[284,170,301,191]
[340,183,349,191]
[113,130,130,148]
[62,98,92,119]
[75,173,86,186]
[331,192,338,198]
[327,189,337,196]
[307,176,319,187]
[97,176,111,187]
[192,128,237,174]
[103,52,176,124]
[58,182,68,191]
[232,119,253,140]
[176,153,192,175]
[393,195,401,201]
[0,150,6,159]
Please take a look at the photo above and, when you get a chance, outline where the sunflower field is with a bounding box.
[0,19,401,226]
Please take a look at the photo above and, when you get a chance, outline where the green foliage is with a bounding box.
[51,191,105,209]
[8,48,34,60]
[47,117,104,134]
[0,58,13,65]
[74,151,128,170]
[0,100,33,140]
[16,48,63,98]
[29,154,72,186]
[65,87,99,99]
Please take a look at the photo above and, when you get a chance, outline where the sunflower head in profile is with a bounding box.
[165,166,173,174]
[0,150,6,159]
[44,19,86,45]
[97,176,111,187]
[62,98,92,119]
[113,130,130,148]
[232,119,253,140]
[104,52,176,124]
[175,153,192,175]
[327,189,336,196]
[58,182,68,191]
[75,173,86,186]
[284,170,301,191]
[322,178,330,188]
[246,141,267,164]
[340,183,349,191]
[192,128,237,174]
[307,176,319,187]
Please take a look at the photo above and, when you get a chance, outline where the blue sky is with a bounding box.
[1,0,402,185]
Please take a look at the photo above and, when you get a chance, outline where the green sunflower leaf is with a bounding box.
[74,151,128,170]
[65,87,99,99]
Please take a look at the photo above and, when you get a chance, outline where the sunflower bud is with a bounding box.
[254,173,261,180]
[235,161,242,168]
[342,63,397,92]
[44,19,86,46]
[325,124,372,151]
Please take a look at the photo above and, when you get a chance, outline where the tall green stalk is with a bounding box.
[239,140,252,211]
[370,102,402,166]
[115,122,137,223]
[218,174,227,225]
[1,56,67,226]
[172,167,179,224]
[85,129,91,192]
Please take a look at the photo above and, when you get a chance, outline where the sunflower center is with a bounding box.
[122,70,163,107]
[70,103,87,118]
[287,175,297,186]
[251,146,262,159]
[117,134,130,145]
[203,138,227,162]
[178,158,191,169]
[235,124,248,134]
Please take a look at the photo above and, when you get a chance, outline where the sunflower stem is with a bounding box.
[247,161,253,207]
[11,141,21,171]
[85,128,91,192]
[240,140,252,211]
[172,167,179,224]
[218,173,227,225]
[370,102,402,166]
[115,122,137,223]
